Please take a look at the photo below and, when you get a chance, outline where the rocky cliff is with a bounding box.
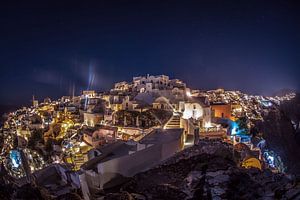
[256,93,300,175]
[1,140,300,199]
[102,140,300,200]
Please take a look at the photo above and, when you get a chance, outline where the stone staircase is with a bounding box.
[164,115,181,129]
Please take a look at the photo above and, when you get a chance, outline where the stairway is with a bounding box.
[73,153,86,170]
[164,115,180,129]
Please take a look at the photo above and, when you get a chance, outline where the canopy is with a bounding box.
[242,157,262,170]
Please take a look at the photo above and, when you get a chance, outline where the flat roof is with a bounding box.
[81,128,184,171]
[81,141,137,171]
[139,128,183,145]
[211,102,231,106]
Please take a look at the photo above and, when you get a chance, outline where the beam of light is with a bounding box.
[84,63,96,109]
[69,82,75,99]
[87,63,95,90]
[73,83,75,98]
[84,96,88,110]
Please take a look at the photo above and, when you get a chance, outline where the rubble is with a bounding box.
[32,164,81,198]
[0,164,82,200]
[99,140,300,200]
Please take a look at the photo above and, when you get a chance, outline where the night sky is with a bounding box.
[0,0,299,106]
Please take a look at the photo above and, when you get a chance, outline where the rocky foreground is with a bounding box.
[102,140,300,200]
[1,140,300,200]
[256,94,300,175]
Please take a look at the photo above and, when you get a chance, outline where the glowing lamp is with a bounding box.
[186,91,192,97]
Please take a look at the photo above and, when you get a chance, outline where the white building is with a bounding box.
[132,74,186,93]
[83,112,103,127]
[82,90,96,98]
[179,96,212,133]
[112,81,130,92]
[79,128,184,199]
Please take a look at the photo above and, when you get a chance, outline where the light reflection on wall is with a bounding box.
[182,103,203,120]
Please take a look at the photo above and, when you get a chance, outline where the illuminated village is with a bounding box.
[0,74,298,199]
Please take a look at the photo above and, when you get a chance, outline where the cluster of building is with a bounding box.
[194,88,295,121]
[0,74,296,199]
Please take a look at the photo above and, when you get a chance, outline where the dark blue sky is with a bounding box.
[0,0,299,105]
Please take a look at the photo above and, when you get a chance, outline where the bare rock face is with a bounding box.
[256,94,300,175]
[0,164,82,200]
[101,140,300,200]
[1,140,299,199]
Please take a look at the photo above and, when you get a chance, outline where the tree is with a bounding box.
[0,134,4,148]
[236,117,249,135]
[250,126,259,137]
[44,138,54,152]
[27,129,44,149]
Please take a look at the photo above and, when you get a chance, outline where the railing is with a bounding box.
[163,113,181,129]
[199,127,226,133]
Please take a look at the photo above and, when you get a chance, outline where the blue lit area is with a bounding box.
[215,118,240,136]
[261,100,273,107]
[263,150,286,173]
[230,121,240,135]
[9,150,22,168]
[62,140,74,149]
[228,119,248,136]
[257,139,266,149]
[238,135,251,143]
[217,118,252,144]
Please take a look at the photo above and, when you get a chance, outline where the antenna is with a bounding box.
[72,83,75,100]
[32,95,35,107]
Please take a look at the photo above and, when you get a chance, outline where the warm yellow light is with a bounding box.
[204,122,212,128]
[79,142,87,147]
